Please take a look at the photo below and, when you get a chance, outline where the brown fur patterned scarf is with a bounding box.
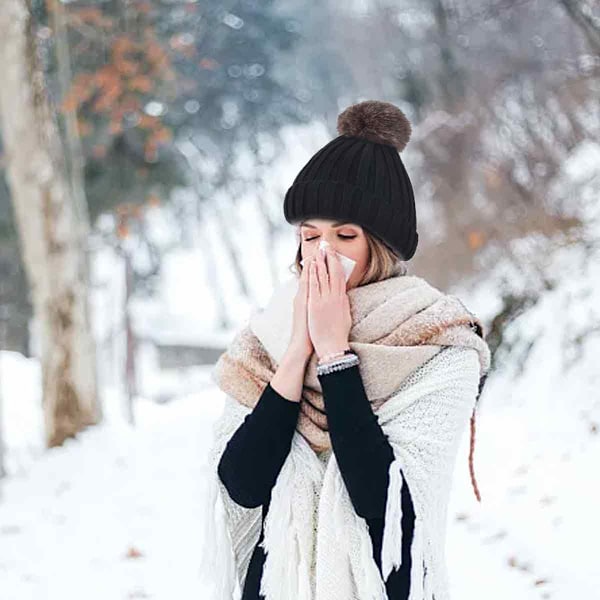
[212,273,491,460]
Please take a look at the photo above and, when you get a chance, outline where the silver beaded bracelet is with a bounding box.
[316,352,360,376]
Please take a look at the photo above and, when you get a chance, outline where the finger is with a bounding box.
[300,258,309,284]
[325,247,344,295]
[315,248,329,295]
[299,260,310,301]
[302,254,317,274]
[309,259,320,298]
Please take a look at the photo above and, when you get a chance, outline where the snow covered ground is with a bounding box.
[0,370,218,600]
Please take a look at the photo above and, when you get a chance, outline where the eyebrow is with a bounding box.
[300,220,355,229]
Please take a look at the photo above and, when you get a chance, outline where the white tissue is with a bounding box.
[300,240,356,282]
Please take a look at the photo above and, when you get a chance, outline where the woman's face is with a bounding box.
[298,218,369,289]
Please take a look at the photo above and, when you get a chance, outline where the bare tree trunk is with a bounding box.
[50,0,89,225]
[0,0,100,447]
[51,0,102,422]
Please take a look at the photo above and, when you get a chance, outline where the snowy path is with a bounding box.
[1,375,597,599]
[0,385,221,600]
[448,402,600,600]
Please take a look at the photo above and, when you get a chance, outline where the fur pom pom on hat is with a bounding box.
[337,100,412,152]
[284,99,419,260]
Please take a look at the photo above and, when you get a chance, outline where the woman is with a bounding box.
[201,100,491,600]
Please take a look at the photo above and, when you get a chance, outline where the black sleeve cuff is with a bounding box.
[254,382,301,430]
[318,363,382,435]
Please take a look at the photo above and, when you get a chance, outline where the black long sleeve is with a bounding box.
[217,382,300,508]
[318,362,397,519]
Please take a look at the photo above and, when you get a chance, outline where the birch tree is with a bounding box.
[0,0,100,447]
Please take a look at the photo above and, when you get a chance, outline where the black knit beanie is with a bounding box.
[283,100,418,260]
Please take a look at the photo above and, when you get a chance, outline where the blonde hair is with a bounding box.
[289,225,409,285]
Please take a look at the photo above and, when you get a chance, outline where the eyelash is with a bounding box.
[303,234,356,241]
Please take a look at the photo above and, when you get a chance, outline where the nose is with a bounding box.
[317,239,338,257]
[322,238,341,250]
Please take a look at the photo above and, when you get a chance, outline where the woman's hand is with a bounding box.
[287,254,314,363]
[307,246,352,360]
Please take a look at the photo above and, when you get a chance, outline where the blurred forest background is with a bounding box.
[0,1,599,598]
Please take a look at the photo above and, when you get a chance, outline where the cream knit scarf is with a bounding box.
[201,272,491,600]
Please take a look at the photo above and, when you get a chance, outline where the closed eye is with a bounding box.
[303,234,356,241]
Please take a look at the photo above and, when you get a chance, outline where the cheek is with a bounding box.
[346,238,368,263]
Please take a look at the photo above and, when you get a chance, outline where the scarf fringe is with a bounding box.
[381,456,405,581]
[260,434,324,600]
[331,458,388,600]
[408,515,425,600]
[199,467,241,600]
[380,456,431,600]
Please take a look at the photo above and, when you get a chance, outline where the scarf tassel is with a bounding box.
[408,515,425,600]
[381,456,431,600]
[199,469,241,600]
[261,439,322,600]
[331,458,388,600]
[381,456,404,580]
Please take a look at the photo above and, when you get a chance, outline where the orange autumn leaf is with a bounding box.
[137,114,159,130]
[120,97,141,112]
[93,88,121,112]
[128,75,153,93]
[468,230,485,250]
[61,93,80,113]
[112,35,136,55]
[152,127,173,143]
[116,59,139,77]
[145,40,170,70]
[61,74,95,112]
[94,65,121,93]
[125,545,143,559]
[116,222,130,239]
